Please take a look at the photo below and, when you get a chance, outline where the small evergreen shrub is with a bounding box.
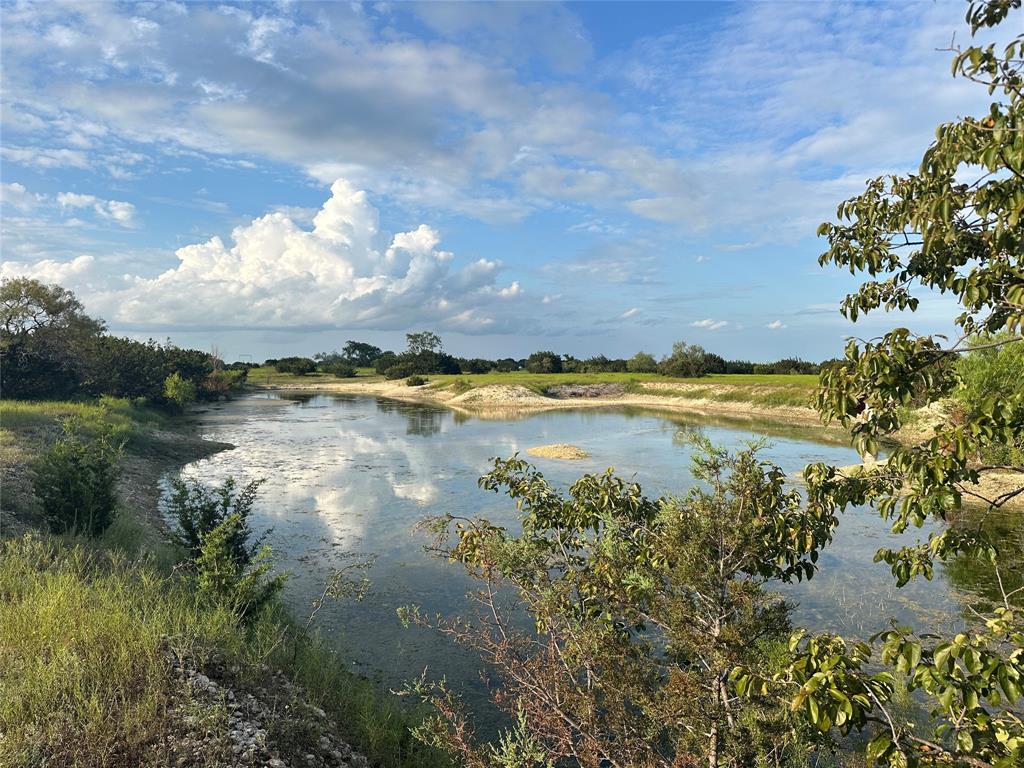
[166,476,265,564]
[195,514,285,620]
[321,361,357,378]
[406,375,427,387]
[32,418,121,536]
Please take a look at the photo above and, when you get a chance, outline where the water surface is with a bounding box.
[173,393,1005,704]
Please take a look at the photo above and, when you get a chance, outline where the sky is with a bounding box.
[0,0,1001,362]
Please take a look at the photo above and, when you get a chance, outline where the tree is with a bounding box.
[738,4,1024,766]
[163,372,197,409]
[0,278,104,399]
[406,331,443,355]
[404,440,837,767]
[525,350,562,374]
[627,351,658,373]
[659,341,707,378]
[342,340,384,367]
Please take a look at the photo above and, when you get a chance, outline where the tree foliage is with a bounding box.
[404,440,838,767]
[0,278,105,399]
[525,350,562,374]
[742,4,1024,766]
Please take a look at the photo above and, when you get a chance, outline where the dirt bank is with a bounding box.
[260,378,826,426]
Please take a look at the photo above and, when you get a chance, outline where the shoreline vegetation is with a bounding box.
[0,397,451,768]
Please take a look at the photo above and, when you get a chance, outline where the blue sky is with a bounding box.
[0,1,997,362]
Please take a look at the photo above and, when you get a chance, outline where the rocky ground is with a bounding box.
[159,646,369,768]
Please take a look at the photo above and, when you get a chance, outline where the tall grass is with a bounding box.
[0,535,242,767]
[0,534,449,768]
[0,396,167,444]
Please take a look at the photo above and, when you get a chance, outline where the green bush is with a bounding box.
[32,418,122,536]
[321,361,357,378]
[274,357,317,375]
[406,375,427,387]
[954,335,1024,465]
[166,476,265,564]
[195,514,285,620]
[163,371,196,409]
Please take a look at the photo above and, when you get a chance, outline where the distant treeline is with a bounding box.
[1,278,244,407]
[261,333,838,380]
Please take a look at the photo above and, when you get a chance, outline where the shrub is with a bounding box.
[374,351,400,374]
[383,363,414,380]
[163,371,197,409]
[195,514,285,620]
[199,368,247,399]
[274,357,317,375]
[406,375,427,387]
[166,476,265,564]
[406,440,830,767]
[321,361,357,378]
[32,418,121,536]
[954,335,1024,465]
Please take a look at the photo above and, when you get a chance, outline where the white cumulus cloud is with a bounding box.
[3,180,523,333]
[766,320,786,329]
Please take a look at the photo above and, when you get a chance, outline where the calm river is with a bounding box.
[170,392,1013,711]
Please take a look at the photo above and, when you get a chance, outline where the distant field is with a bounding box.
[426,370,817,390]
[246,366,381,386]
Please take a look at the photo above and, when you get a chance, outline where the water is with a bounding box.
[171,392,1008,704]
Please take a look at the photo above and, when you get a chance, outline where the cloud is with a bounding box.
[3,179,523,333]
[766,320,786,330]
[691,318,728,331]
[0,182,42,211]
[58,192,137,227]
[619,307,641,320]
[1,254,95,283]
[1,146,90,169]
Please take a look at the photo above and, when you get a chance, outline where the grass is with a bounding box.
[247,365,382,387]
[0,532,449,768]
[0,396,168,444]
[0,535,242,767]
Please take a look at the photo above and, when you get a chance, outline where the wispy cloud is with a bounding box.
[691,318,728,331]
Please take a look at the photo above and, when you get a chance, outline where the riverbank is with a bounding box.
[0,398,449,768]
[252,372,827,427]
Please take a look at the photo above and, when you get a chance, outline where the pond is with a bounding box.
[171,392,1011,714]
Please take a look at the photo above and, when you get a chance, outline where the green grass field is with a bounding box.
[246,366,381,387]
[423,371,819,408]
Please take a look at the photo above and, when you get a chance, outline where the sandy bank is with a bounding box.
[527,443,590,460]
[260,379,826,426]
